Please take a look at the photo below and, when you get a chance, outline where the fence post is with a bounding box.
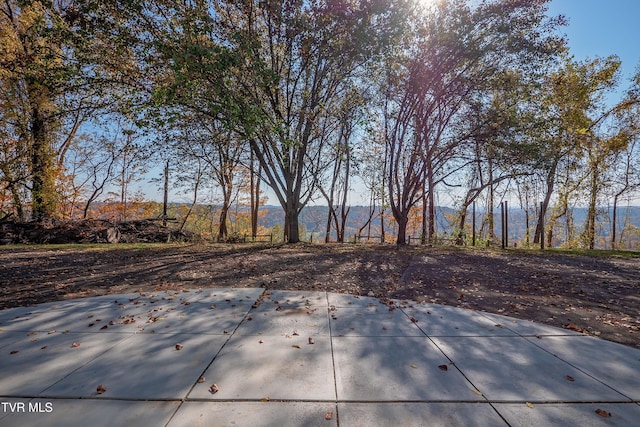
[505,200,508,248]
[501,202,505,249]
[472,201,476,247]
[540,202,545,250]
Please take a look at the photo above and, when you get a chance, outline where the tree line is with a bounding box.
[1,0,639,247]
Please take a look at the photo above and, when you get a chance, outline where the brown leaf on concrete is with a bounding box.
[325,412,333,420]
[595,409,611,418]
[209,384,219,394]
[71,342,80,347]
[197,376,205,383]
[96,384,107,395]
[438,364,448,371]
[175,343,184,350]
[9,350,19,355]
[308,337,315,344]
[566,375,575,382]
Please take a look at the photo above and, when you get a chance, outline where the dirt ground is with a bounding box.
[0,243,638,349]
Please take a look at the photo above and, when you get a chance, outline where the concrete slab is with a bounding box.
[330,306,424,337]
[189,334,335,400]
[185,288,265,305]
[261,290,327,307]
[0,332,131,396]
[402,304,518,337]
[139,301,251,335]
[326,293,387,308]
[431,337,630,402]
[170,402,337,427]
[526,335,640,400]
[338,402,507,427]
[41,333,228,399]
[333,336,477,401]
[0,299,162,334]
[478,311,584,337]
[0,399,178,427]
[494,403,640,427]
[0,331,24,350]
[234,303,329,337]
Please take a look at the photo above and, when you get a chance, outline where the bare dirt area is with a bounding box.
[0,243,638,349]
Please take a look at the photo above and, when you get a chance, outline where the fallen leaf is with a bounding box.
[308,337,315,344]
[88,323,94,327]
[292,344,301,349]
[409,317,418,323]
[96,384,107,395]
[71,342,80,348]
[292,330,299,336]
[410,364,418,369]
[47,330,56,335]
[438,364,448,371]
[258,339,264,344]
[260,396,270,402]
[595,409,611,418]
[209,384,219,394]
[525,402,534,409]
[197,376,205,383]
[566,375,575,382]
[100,325,108,330]
[175,343,184,351]
[40,345,47,350]
[325,412,333,420]
[9,350,19,355]
[472,389,483,396]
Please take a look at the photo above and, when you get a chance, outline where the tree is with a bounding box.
[207,0,408,243]
[384,0,564,245]
[0,0,146,221]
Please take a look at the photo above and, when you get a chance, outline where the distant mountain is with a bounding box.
[257,205,640,248]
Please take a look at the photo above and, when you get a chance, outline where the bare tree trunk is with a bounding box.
[30,105,55,221]
[534,160,558,244]
[250,154,261,239]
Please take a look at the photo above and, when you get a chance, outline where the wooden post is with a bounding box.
[501,202,505,249]
[505,200,508,249]
[162,160,169,227]
[472,202,476,247]
[540,202,545,250]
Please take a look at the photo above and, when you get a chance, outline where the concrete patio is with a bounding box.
[1,288,639,426]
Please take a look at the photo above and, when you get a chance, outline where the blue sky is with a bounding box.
[147,1,640,205]
[548,0,640,84]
